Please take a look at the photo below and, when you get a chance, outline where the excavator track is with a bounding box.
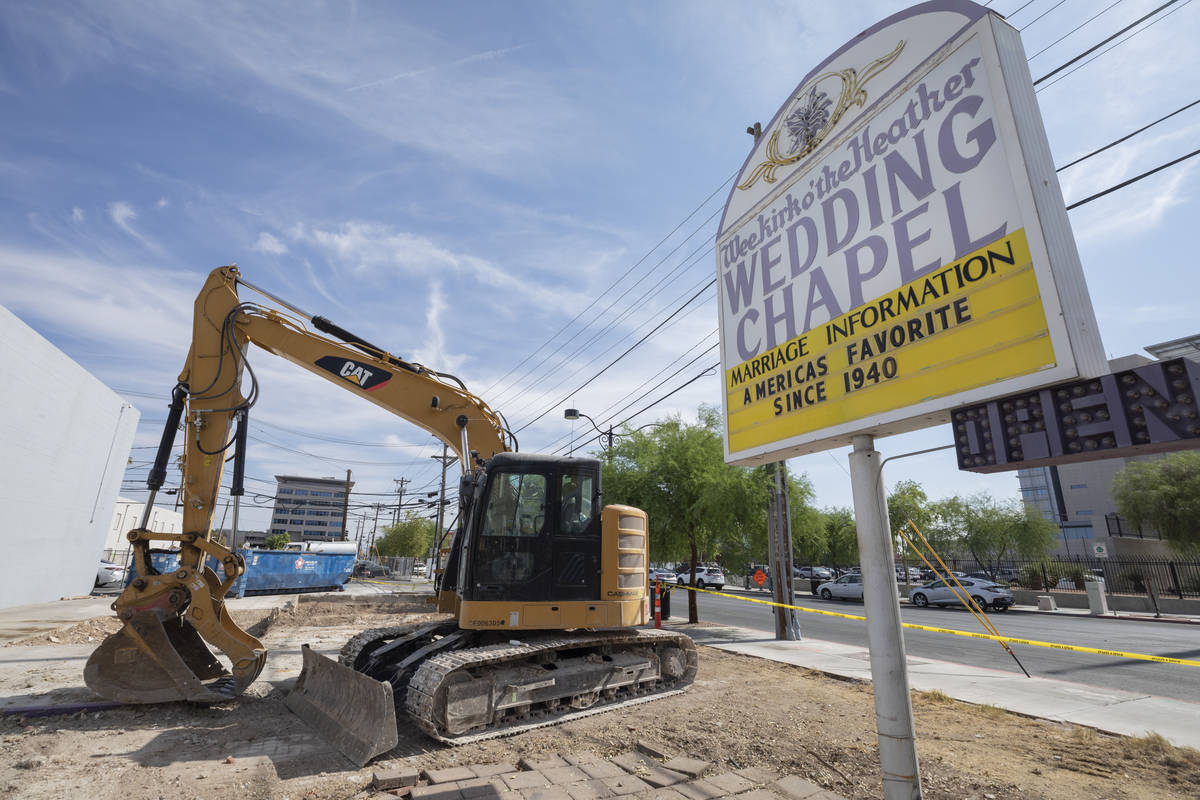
[403,628,698,745]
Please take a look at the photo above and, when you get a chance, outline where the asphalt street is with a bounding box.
[677,585,1200,703]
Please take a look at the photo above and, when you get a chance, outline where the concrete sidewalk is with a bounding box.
[675,620,1200,750]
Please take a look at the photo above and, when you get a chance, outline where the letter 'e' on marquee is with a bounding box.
[715,0,1108,465]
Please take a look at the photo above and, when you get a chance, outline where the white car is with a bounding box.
[412,562,428,577]
[96,560,127,587]
[676,566,724,590]
[816,574,864,601]
[909,578,1013,612]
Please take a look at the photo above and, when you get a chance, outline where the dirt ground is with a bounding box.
[1,593,1198,800]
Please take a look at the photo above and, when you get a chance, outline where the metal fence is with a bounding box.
[902,555,1200,600]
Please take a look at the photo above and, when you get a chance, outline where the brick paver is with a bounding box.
[602,774,653,796]
[705,773,753,795]
[521,755,570,771]
[504,770,552,791]
[609,752,687,788]
[473,763,519,778]
[563,779,616,800]
[633,788,688,800]
[733,768,778,786]
[519,787,574,800]
[427,767,478,784]
[769,776,828,800]
[662,757,710,779]
[411,785,464,800]
[672,779,725,800]
[375,767,421,790]
[542,766,590,784]
[580,761,626,780]
[729,790,786,800]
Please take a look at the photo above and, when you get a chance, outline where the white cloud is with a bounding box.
[251,231,288,255]
[108,200,165,255]
[71,206,84,222]
[156,197,169,208]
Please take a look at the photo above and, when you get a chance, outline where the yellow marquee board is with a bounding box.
[725,229,1053,453]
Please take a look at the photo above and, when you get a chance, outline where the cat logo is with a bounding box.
[339,361,373,386]
[314,356,392,392]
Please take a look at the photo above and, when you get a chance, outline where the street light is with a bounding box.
[563,408,664,456]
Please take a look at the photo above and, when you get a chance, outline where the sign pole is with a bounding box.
[848,434,921,799]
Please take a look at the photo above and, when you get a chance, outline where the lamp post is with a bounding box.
[563,409,663,456]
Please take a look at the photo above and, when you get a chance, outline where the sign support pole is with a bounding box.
[767,461,800,640]
[848,434,921,799]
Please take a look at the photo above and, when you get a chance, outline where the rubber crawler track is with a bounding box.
[404,628,698,744]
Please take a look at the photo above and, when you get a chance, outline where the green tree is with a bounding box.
[264,533,290,550]
[928,493,1056,568]
[821,507,859,566]
[1112,451,1200,553]
[788,472,828,565]
[602,406,769,622]
[376,513,435,558]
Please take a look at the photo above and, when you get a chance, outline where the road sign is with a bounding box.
[754,569,767,586]
[1093,544,1109,559]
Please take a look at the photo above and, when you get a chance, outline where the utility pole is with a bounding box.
[392,477,409,526]
[431,445,454,563]
[370,503,383,554]
[340,469,352,541]
[746,119,799,642]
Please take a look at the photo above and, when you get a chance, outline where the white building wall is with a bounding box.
[0,306,139,607]
[105,498,183,559]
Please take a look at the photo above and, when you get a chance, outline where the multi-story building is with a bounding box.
[268,475,352,542]
[1016,334,1199,559]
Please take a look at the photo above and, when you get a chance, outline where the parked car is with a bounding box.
[894,566,922,581]
[354,559,390,578]
[96,560,127,587]
[649,568,678,586]
[412,561,428,577]
[909,578,1013,612]
[676,566,725,590]
[795,566,833,580]
[816,573,864,601]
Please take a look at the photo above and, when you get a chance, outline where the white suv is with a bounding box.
[676,566,725,590]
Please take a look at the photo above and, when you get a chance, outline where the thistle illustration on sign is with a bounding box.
[737,40,906,190]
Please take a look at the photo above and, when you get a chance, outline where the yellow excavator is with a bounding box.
[85,265,697,765]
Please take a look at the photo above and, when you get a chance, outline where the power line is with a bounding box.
[1056,98,1200,173]
[482,172,735,400]
[1065,147,1200,210]
[1026,0,1127,60]
[1033,0,1182,85]
[1019,0,1068,31]
[513,279,716,434]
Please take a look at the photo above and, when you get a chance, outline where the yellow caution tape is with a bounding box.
[670,583,1200,668]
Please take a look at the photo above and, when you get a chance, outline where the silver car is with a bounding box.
[816,573,864,601]
[909,578,1013,612]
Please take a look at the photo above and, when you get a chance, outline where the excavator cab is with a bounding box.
[464,453,601,603]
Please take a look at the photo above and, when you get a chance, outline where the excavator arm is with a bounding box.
[86,265,512,706]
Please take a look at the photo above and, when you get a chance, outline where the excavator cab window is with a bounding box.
[468,457,601,602]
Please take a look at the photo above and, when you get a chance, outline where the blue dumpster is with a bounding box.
[129,549,355,598]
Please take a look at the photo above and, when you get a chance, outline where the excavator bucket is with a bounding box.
[285,644,399,766]
[85,609,263,704]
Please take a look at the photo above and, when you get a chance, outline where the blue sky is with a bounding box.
[1,0,1198,538]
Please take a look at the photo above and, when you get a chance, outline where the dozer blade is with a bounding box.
[285,644,398,767]
[85,610,263,704]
